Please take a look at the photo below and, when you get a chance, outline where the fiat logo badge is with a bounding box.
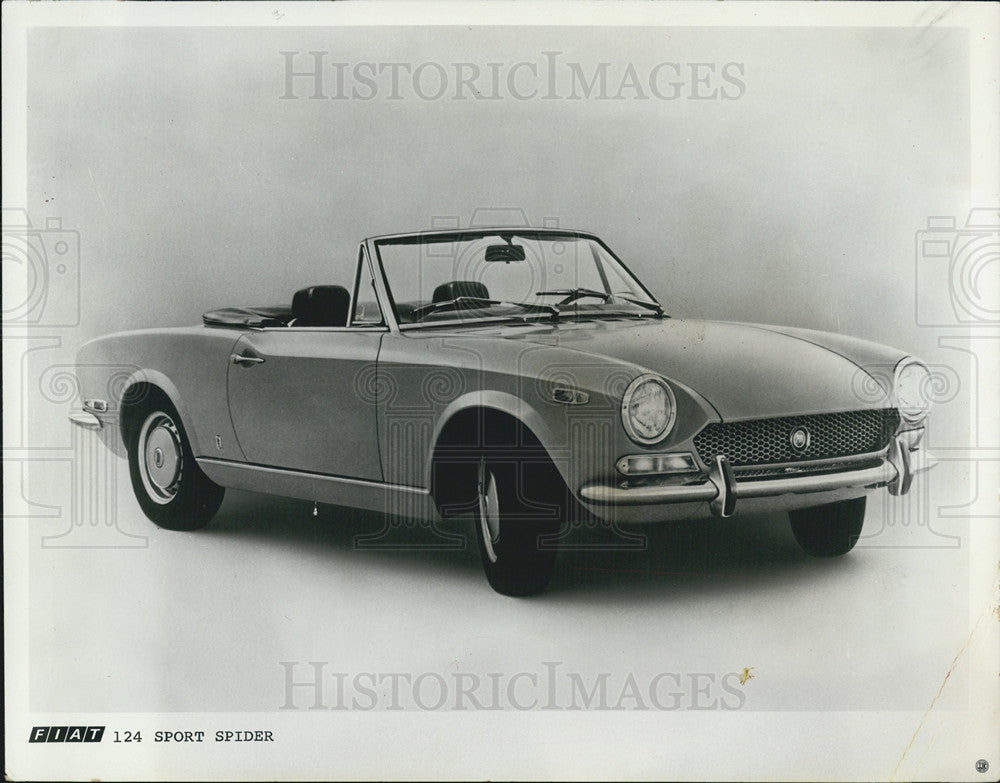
[790,426,811,452]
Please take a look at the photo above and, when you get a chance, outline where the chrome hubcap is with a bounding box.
[138,411,183,504]
[477,458,501,564]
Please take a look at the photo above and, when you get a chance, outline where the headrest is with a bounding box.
[432,280,490,303]
[291,285,351,327]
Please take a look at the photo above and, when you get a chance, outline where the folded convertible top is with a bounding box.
[202,306,293,327]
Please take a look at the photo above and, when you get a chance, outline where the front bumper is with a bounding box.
[69,407,128,457]
[69,411,103,430]
[579,436,937,519]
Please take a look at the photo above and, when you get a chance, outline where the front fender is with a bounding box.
[75,327,244,462]
[423,390,555,488]
[120,369,201,454]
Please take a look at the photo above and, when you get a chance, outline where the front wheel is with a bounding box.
[473,455,562,596]
[789,496,866,557]
[126,396,224,530]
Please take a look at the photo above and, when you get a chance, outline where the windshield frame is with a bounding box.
[366,228,663,332]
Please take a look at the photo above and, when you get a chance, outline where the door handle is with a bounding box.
[231,353,265,366]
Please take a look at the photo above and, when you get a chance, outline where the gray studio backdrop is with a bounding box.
[19,23,979,714]
[27,25,966,347]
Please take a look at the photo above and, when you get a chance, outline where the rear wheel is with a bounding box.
[473,453,562,596]
[126,393,224,530]
[789,496,866,557]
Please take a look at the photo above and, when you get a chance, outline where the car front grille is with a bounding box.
[733,457,886,480]
[693,409,901,468]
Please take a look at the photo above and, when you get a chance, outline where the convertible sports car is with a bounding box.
[72,227,937,595]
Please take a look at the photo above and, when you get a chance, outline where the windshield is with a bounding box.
[374,232,661,326]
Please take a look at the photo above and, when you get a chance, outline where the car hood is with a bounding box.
[493,317,905,420]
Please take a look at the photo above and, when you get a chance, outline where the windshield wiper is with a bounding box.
[412,296,558,322]
[616,296,666,317]
[536,287,611,306]
[537,287,665,317]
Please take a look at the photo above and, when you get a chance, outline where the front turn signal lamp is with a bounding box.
[616,452,698,476]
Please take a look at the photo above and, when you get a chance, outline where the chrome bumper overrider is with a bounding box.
[68,411,103,430]
[579,437,938,518]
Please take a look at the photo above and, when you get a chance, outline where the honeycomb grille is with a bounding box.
[693,409,900,467]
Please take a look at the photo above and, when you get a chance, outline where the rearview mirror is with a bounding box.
[485,244,526,263]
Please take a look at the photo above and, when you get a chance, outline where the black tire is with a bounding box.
[789,496,866,557]
[473,453,563,596]
[125,392,224,531]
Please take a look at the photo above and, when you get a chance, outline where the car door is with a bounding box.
[226,251,386,481]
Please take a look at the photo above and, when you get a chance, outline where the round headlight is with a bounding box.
[894,358,932,423]
[621,374,676,445]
